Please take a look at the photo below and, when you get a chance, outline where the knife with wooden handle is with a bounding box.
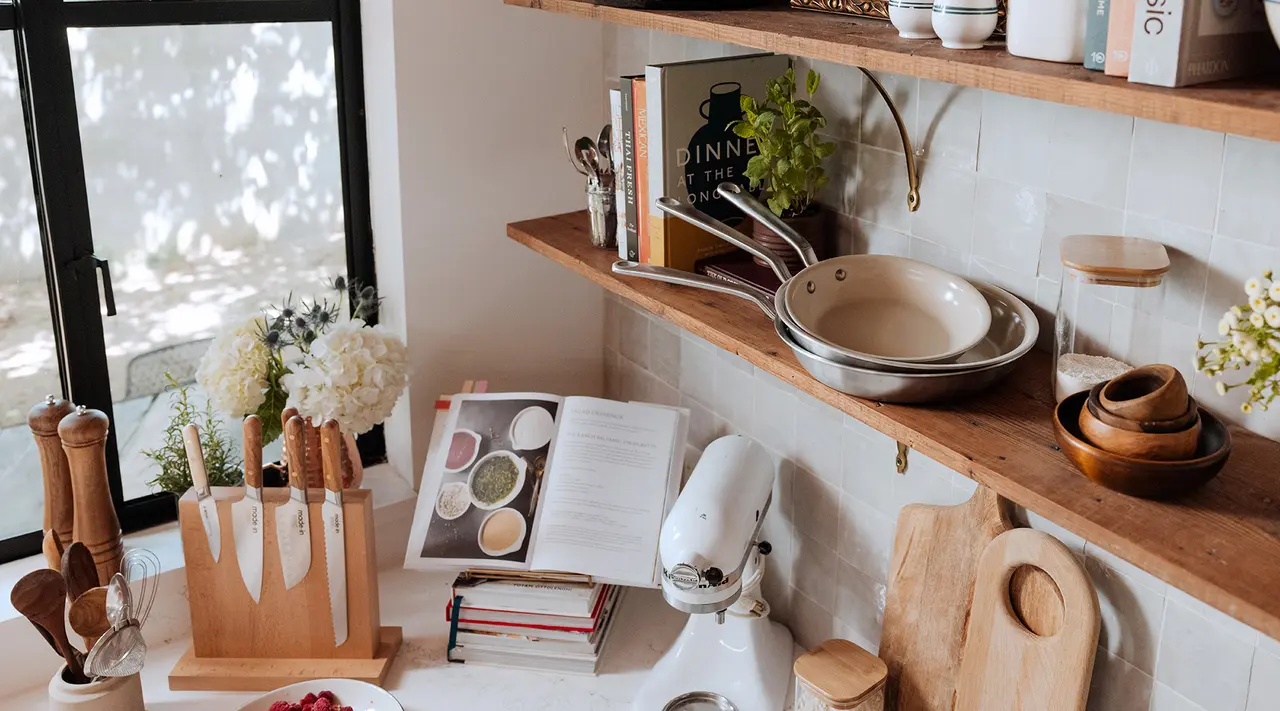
[232,415,265,603]
[276,416,312,590]
[320,419,348,646]
[183,424,221,563]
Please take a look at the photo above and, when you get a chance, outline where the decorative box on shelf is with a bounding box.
[789,0,1008,36]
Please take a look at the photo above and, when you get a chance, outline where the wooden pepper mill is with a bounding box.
[28,395,76,563]
[59,406,123,585]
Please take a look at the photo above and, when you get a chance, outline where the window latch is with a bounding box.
[69,253,117,317]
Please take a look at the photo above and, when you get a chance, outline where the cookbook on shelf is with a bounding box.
[403,393,689,588]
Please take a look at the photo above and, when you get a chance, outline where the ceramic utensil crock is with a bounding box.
[933,0,999,49]
[48,667,144,711]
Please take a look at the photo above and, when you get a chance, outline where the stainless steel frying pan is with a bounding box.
[611,262,1025,404]
[655,195,994,371]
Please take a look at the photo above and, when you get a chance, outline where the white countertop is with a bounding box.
[1,568,697,711]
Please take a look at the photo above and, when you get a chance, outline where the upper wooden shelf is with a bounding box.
[509,211,1280,641]
[506,0,1280,142]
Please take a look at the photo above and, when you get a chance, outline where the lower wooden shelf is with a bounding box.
[509,210,1280,641]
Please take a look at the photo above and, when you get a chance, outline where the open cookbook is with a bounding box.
[404,393,688,588]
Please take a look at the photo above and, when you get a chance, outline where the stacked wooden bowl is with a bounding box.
[1053,365,1232,499]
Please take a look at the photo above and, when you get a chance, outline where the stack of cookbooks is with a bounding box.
[445,572,623,674]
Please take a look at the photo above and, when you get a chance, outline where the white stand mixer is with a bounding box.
[634,435,794,711]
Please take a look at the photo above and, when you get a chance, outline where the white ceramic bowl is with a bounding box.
[932,0,999,49]
[435,481,471,520]
[236,679,403,711]
[889,0,937,38]
[782,255,993,364]
[467,450,527,510]
[1267,1,1280,52]
[477,507,529,557]
[509,405,555,450]
[443,428,481,473]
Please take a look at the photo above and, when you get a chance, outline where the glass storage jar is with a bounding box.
[793,639,886,711]
[1054,235,1169,402]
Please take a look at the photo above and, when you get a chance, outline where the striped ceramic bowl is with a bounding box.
[888,0,937,39]
[932,0,999,50]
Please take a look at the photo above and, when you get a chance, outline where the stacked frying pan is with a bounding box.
[613,183,1039,404]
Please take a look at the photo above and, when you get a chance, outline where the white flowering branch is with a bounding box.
[1195,270,1280,414]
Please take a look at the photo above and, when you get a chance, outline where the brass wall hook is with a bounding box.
[896,442,910,475]
[859,68,921,213]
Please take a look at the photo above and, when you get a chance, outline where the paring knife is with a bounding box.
[183,424,222,563]
[319,419,348,646]
[276,416,312,590]
[232,415,265,603]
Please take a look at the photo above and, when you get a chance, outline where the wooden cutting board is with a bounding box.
[879,484,1065,711]
[955,528,1100,711]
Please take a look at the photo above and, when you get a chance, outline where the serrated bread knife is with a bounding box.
[232,415,265,603]
[183,424,221,563]
[276,416,312,590]
[319,419,348,646]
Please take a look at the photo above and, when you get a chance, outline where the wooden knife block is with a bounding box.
[169,486,402,691]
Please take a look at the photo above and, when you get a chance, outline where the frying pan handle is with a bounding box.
[611,261,778,320]
[655,197,794,282]
[716,183,820,269]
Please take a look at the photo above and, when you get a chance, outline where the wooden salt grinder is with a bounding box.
[29,395,76,557]
[59,406,123,585]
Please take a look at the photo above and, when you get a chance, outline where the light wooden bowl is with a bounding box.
[1087,385,1199,434]
[1054,391,1230,500]
[1078,400,1201,461]
[1099,364,1188,422]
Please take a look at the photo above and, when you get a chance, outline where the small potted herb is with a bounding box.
[143,376,243,496]
[729,66,837,266]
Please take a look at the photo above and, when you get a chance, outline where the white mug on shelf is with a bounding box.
[889,0,937,39]
[1006,0,1089,63]
[932,0,999,50]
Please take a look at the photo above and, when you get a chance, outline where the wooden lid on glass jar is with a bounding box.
[1060,235,1169,287]
[793,639,888,709]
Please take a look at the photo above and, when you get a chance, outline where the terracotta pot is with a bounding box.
[750,207,827,274]
[48,667,144,711]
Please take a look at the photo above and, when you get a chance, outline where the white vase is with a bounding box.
[1267,1,1280,52]
[48,668,145,711]
[889,0,937,39]
[932,0,1000,50]
[1007,0,1090,63]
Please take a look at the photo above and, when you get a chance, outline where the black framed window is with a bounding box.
[0,0,377,563]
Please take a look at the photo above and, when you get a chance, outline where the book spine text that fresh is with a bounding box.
[620,78,639,262]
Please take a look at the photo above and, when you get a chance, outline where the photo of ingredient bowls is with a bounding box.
[435,481,472,521]
[468,450,528,510]
[444,428,482,473]
[477,507,529,557]
[510,405,556,450]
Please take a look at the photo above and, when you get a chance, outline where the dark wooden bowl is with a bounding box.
[1087,383,1198,433]
[1055,391,1231,500]
[1099,364,1189,422]
[1078,400,1201,460]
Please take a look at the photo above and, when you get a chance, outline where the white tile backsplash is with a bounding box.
[604,26,1280,709]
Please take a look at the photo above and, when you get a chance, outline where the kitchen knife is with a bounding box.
[319,419,348,646]
[232,415,265,603]
[276,416,312,590]
[183,424,221,563]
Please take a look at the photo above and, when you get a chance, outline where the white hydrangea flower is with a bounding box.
[282,320,409,435]
[1270,282,1280,302]
[1216,381,1228,396]
[1242,402,1254,414]
[1224,309,1240,328]
[1233,332,1257,351]
[1267,306,1280,329]
[1251,296,1269,313]
[1246,276,1271,298]
[1231,305,1245,318]
[196,316,271,416]
[1218,319,1231,336]
[1251,312,1266,328]
[1270,338,1280,353]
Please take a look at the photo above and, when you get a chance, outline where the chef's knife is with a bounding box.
[232,415,265,603]
[183,424,221,563]
[319,419,348,646]
[276,416,312,590]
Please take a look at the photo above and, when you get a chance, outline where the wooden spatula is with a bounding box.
[61,541,99,603]
[69,587,110,651]
[43,530,64,572]
[10,569,87,683]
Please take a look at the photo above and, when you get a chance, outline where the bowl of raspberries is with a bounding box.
[237,679,403,711]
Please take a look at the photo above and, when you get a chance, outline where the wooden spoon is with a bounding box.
[10,569,87,683]
[69,587,110,651]
[43,530,64,572]
[62,541,99,602]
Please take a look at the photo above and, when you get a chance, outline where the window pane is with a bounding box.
[68,23,346,499]
[0,32,60,540]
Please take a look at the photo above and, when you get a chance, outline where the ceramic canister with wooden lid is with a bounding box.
[59,406,123,585]
[793,639,888,711]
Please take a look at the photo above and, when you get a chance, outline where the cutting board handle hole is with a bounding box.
[1008,564,1064,637]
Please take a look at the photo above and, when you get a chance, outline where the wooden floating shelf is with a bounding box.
[508,211,1280,641]
[505,0,1280,143]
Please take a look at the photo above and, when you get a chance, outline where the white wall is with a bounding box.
[365,1,607,484]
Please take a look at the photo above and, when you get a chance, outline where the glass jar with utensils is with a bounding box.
[563,126,616,249]
[1053,235,1170,402]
